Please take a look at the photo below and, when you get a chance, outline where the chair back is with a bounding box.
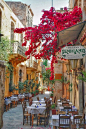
[37,97,39,101]
[44,97,46,100]
[29,98,33,106]
[22,101,26,108]
[59,111,66,115]
[59,114,71,128]
[68,111,78,115]
[62,102,69,106]
[73,115,85,125]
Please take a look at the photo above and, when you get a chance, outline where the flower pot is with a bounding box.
[32,94,34,97]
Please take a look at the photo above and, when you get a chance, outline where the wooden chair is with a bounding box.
[58,111,66,115]
[61,106,72,114]
[62,102,70,106]
[37,108,49,126]
[22,105,32,125]
[72,115,85,129]
[37,97,40,101]
[59,114,71,129]
[44,97,46,100]
[29,98,33,106]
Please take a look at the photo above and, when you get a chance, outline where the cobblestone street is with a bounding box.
[2,92,52,129]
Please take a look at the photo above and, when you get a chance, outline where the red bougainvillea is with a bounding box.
[14,6,82,80]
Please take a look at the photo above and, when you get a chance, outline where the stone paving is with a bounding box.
[2,92,52,129]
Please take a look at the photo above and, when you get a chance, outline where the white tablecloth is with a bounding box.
[32,100,45,104]
[27,106,46,114]
[18,95,25,99]
[41,98,52,101]
[57,99,70,102]
[58,102,72,106]
[11,96,18,101]
[59,106,77,111]
[5,99,11,105]
[31,104,46,107]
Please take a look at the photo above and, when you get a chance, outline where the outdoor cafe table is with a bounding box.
[57,102,72,106]
[31,103,46,107]
[18,94,25,99]
[11,96,18,101]
[26,106,46,126]
[41,98,52,101]
[57,99,70,102]
[51,115,86,129]
[59,106,77,111]
[32,100,45,104]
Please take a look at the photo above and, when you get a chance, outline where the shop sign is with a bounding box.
[61,46,86,59]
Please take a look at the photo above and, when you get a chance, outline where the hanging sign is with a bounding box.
[61,46,86,59]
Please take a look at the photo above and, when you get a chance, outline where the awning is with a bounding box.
[57,21,86,48]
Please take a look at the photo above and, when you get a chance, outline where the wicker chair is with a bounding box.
[37,107,49,126]
[72,115,85,129]
[22,104,32,125]
[59,114,71,129]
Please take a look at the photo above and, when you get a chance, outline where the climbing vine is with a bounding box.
[14,6,82,80]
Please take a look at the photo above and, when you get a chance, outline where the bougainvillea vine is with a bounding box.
[14,6,82,80]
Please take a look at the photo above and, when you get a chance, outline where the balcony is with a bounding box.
[27,57,38,71]
[9,41,27,66]
[12,41,26,58]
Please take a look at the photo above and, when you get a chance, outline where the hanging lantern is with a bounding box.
[70,59,78,70]
[66,62,71,73]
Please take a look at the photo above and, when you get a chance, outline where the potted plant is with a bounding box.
[36,90,39,95]
[50,93,53,98]
[31,92,34,97]
[51,103,55,109]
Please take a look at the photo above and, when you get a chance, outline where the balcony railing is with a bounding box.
[28,58,38,70]
[12,41,26,58]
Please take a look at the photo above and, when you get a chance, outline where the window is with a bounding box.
[21,33,23,43]
[11,22,14,41]
[27,74,28,80]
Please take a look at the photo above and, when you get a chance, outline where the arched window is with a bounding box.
[21,33,23,43]
[19,69,22,82]
[11,22,14,41]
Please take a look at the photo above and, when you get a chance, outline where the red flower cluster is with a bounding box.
[46,68,51,71]
[14,6,82,80]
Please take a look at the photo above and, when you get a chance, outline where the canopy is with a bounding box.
[57,21,86,48]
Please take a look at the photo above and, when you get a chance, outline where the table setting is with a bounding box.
[26,106,46,114]
[31,103,46,107]
[32,100,45,104]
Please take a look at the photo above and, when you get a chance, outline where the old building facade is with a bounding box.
[6,1,34,27]
[69,0,86,112]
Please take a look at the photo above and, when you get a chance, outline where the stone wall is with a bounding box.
[0,61,5,128]
[6,1,33,27]
[6,2,26,26]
